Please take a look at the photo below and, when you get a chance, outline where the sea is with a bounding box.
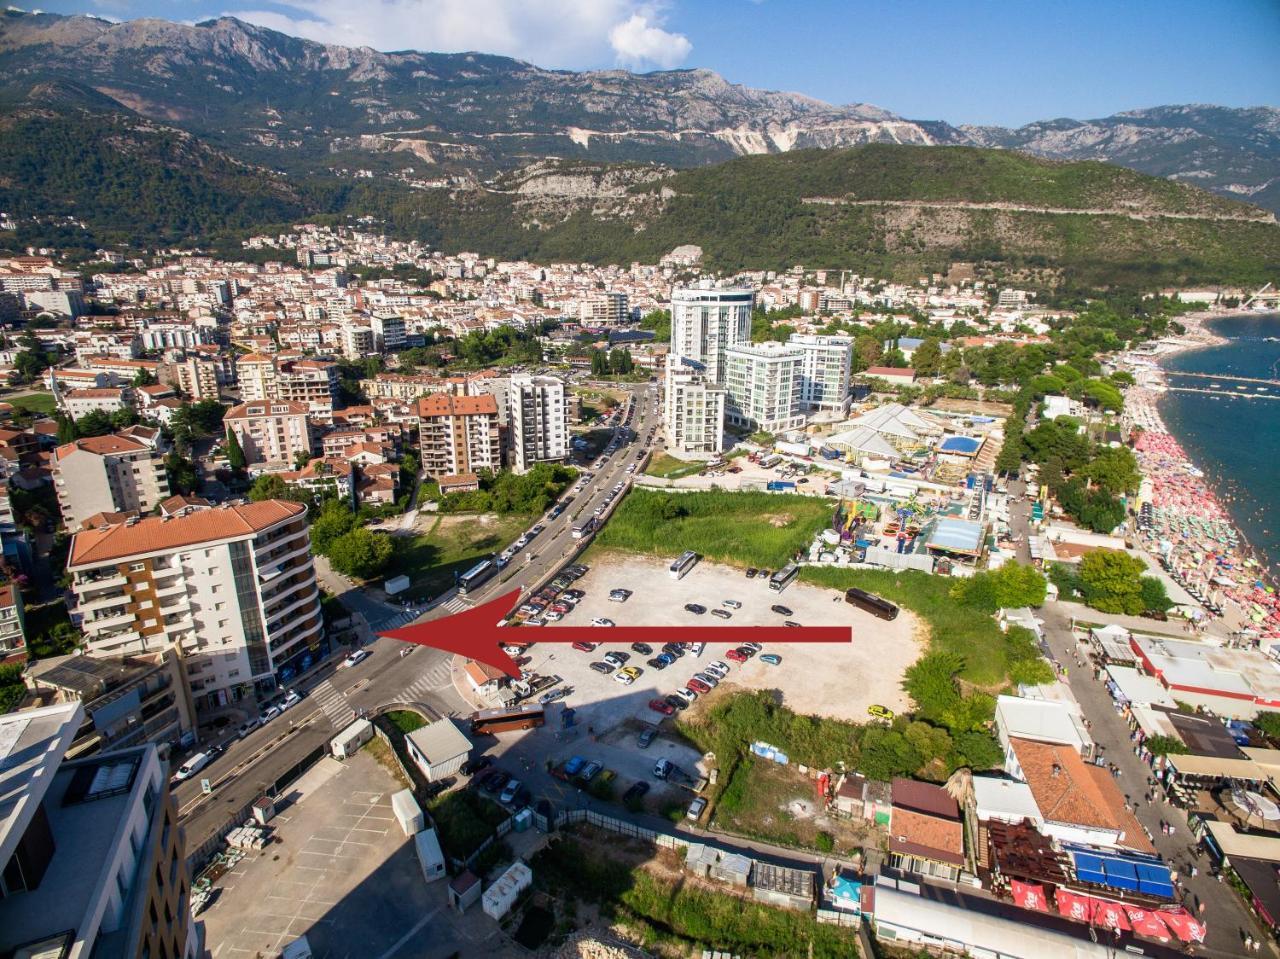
[1157,311,1280,579]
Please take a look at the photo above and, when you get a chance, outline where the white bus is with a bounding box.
[457,559,497,595]
[769,563,799,592]
[669,550,699,580]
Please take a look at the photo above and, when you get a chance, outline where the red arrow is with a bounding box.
[381,588,852,678]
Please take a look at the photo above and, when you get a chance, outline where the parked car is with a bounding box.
[652,758,673,780]
[661,643,685,659]
[649,698,675,716]
[759,654,782,666]
[672,687,697,705]
[259,704,282,723]
[572,641,598,653]
[723,599,742,609]
[609,588,632,603]
[590,662,616,675]
[710,608,732,620]
[693,671,718,688]
[742,641,762,653]
[280,690,302,711]
[539,685,572,705]
[342,649,369,668]
[602,651,629,668]
[867,704,895,721]
[590,618,616,627]
[479,770,509,793]
[614,666,642,686]
[770,604,793,616]
[461,755,493,776]
[745,568,759,578]
[686,677,711,694]
[563,756,587,777]
[237,717,261,739]
[638,727,658,748]
[579,761,603,782]
[683,603,706,615]
[646,657,669,670]
[500,779,524,804]
[705,660,729,678]
[630,642,653,655]
[686,797,708,821]
[562,589,586,601]
[623,781,650,804]
[784,620,802,628]
[663,693,688,711]
[172,752,213,783]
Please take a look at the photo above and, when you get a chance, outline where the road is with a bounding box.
[176,380,663,851]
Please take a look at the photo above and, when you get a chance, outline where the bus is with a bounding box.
[759,454,782,469]
[470,703,546,735]
[769,563,799,592]
[457,559,497,595]
[670,550,699,580]
[844,587,899,621]
[571,517,598,540]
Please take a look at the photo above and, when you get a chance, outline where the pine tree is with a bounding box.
[225,428,247,472]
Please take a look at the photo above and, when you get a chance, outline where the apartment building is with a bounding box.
[238,355,339,418]
[0,583,25,662]
[369,310,406,351]
[414,393,502,478]
[223,400,314,469]
[724,341,805,433]
[340,324,374,359]
[24,646,196,758]
[670,287,754,385]
[68,500,324,708]
[509,374,568,472]
[0,702,201,959]
[62,387,130,419]
[789,333,853,413]
[166,354,221,401]
[579,291,629,326]
[664,357,726,455]
[361,372,451,402]
[52,434,171,530]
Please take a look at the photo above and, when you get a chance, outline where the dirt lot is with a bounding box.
[636,456,839,494]
[536,552,922,724]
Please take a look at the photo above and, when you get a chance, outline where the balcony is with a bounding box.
[77,588,129,614]
[78,572,127,592]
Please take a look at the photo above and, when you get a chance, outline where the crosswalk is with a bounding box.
[438,595,470,614]
[310,679,355,729]
[373,607,420,632]
[399,661,454,704]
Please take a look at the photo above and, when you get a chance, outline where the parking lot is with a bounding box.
[531,552,922,725]
[201,752,517,959]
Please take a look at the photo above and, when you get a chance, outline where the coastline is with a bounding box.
[1117,309,1278,643]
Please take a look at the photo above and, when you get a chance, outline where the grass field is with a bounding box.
[427,789,510,859]
[593,489,830,569]
[385,710,426,735]
[643,453,705,479]
[800,566,1011,688]
[387,512,532,601]
[712,758,854,852]
[7,392,56,415]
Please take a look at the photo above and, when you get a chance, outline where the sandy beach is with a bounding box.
[1118,310,1279,645]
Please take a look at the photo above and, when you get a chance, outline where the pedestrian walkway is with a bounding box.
[438,595,470,615]
[370,607,421,632]
[398,661,454,705]
[310,679,356,729]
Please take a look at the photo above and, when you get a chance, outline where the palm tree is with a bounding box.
[944,767,975,808]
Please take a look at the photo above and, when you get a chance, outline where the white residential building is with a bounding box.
[223,400,314,469]
[67,500,324,709]
[369,311,406,351]
[509,374,568,473]
[723,341,804,433]
[789,333,853,413]
[341,325,375,359]
[579,291,629,326]
[670,287,754,385]
[52,433,171,529]
[664,358,725,455]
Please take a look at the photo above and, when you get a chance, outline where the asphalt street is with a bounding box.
[176,380,661,851]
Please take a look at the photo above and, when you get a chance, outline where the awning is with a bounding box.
[1011,880,1048,912]
[1158,907,1207,943]
[1124,907,1172,942]
[1167,754,1267,781]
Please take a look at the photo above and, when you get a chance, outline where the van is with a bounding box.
[172,751,211,783]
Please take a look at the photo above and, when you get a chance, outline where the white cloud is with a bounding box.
[608,12,691,69]
[231,0,692,71]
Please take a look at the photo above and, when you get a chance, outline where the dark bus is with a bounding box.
[844,587,899,621]
[470,703,546,735]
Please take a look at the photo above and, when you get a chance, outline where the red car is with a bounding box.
[648,698,675,716]
[726,649,749,663]
[686,677,711,694]
[572,641,598,653]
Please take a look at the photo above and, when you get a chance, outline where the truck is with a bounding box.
[759,454,782,469]
[766,480,797,492]
[470,703,546,735]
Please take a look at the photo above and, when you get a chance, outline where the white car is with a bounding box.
[705,661,730,678]
[590,617,615,627]
[544,610,563,622]
[280,690,302,711]
[342,649,369,669]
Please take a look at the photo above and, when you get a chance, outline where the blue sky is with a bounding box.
[32,0,1280,125]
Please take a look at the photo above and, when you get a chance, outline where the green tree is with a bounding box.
[248,474,289,502]
[55,414,78,444]
[327,528,395,579]
[1254,712,1280,742]
[310,499,359,554]
[1143,735,1189,756]
[1078,549,1148,615]
[639,309,671,341]
[14,350,49,382]
[1139,576,1173,613]
[590,349,608,376]
[1083,446,1140,495]
[225,428,247,472]
[293,449,313,471]
[132,368,156,387]
[852,333,882,373]
[164,451,199,495]
[75,409,113,438]
[911,338,943,375]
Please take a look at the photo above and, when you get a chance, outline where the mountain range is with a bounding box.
[1,10,1276,212]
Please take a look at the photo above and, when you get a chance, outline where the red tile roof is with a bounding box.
[54,434,149,461]
[415,393,498,418]
[69,500,305,567]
